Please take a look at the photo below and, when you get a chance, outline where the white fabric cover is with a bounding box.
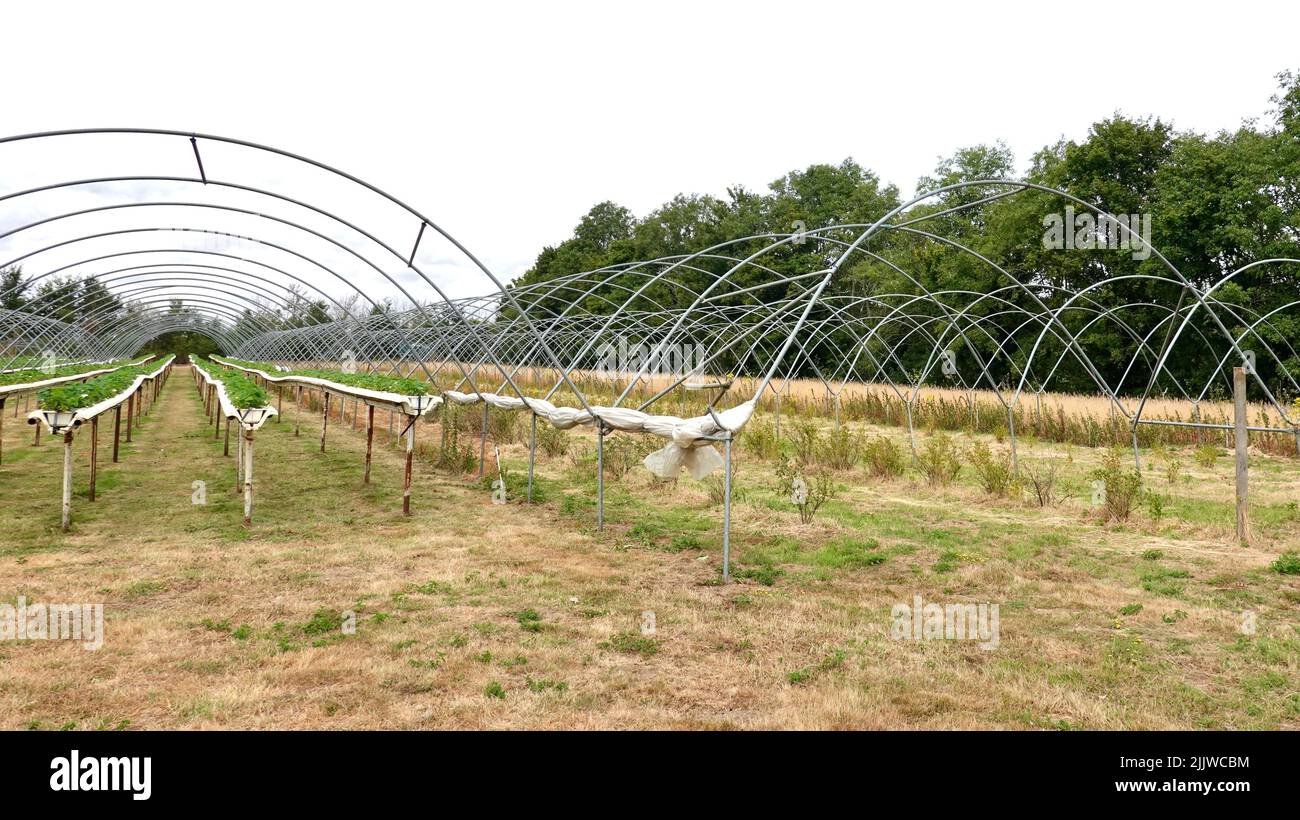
[217,359,756,479]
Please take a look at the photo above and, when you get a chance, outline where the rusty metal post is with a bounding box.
[112,405,121,462]
[365,405,375,483]
[403,415,415,516]
[321,392,330,452]
[89,416,98,501]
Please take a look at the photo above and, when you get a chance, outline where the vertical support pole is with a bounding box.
[1007,406,1018,474]
[364,405,374,483]
[243,429,254,525]
[478,402,488,479]
[527,413,537,503]
[1234,366,1251,545]
[0,397,5,465]
[723,435,732,582]
[61,430,74,532]
[596,424,605,531]
[126,394,134,442]
[774,390,781,440]
[35,420,41,446]
[294,387,301,437]
[215,400,222,438]
[112,405,121,462]
[89,417,98,502]
[224,419,231,456]
[403,415,415,516]
[277,386,283,423]
[320,392,330,453]
[236,420,244,493]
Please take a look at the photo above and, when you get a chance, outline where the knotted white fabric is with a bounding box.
[445,390,756,479]
[218,359,756,479]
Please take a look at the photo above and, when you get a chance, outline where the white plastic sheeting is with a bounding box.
[217,356,757,480]
[444,390,754,479]
[26,356,175,434]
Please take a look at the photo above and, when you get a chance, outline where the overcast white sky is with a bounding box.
[2,0,1297,303]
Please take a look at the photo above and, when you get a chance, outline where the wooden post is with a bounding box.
[224,418,231,456]
[112,405,121,462]
[364,405,375,483]
[89,417,98,501]
[236,421,244,493]
[34,422,41,446]
[321,392,330,452]
[0,397,5,465]
[126,394,134,442]
[61,430,74,532]
[243,429,254,525]
[277,386,283,423]
[403,415,415,516]
[1234,366,1251,545]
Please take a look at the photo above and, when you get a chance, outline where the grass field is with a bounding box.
[0,365,1297,729]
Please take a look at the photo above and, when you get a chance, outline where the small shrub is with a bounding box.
[862,434,905,478]
[743,418,782,460]
[968,441,1013,496]
[1023,461,1059,507]
[774,456,836,524]
[484,681,506,699]
[1146,491,1167,526]
[536,424,570,458]
[487,407,519,444]
[1194,445,1219,468]
[815,426,864,470]
[703,465,743,506]
[917,433,962,486]
[601,434,654,481]
[1091,448,1143,523]
[789,418,820,464]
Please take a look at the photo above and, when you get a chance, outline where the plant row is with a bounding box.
[0,359,133,388]
[197,359,271,409]
[216,357,435,397]
[38,361,163,412]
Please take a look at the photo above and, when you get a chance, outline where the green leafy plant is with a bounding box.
[774,455,836,524]
[216,357,435,396]
[38,359,170,412]
[917,433,962,486]
[1271,551,1300,575]
[968,441,1014,496]
[862,434,905,478]
[1091,448,1143,522]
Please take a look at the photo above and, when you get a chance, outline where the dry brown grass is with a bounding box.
[0,366,1296,730]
